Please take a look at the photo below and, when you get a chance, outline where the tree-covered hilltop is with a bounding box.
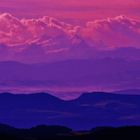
[0,124,140,140]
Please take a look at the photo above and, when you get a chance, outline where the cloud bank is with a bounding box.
[0,13,140,63]
[82,15,140,48]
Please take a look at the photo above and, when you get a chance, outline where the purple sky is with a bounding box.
[0,0,140,21]
[0,0,139,94]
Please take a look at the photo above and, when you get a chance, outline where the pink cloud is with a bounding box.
[0,13,140,62]
[0,13,74,46]
[81,15,140,49]
[0,13,140,49]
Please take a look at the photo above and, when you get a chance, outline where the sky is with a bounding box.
[0,0,140,92]
[0,0,140,22]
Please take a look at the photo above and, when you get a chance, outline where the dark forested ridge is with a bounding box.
[0,124,140,140]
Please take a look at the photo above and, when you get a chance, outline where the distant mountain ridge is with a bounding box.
[114,89,140,95]
[0,58,139,91]
[0,45,140,63]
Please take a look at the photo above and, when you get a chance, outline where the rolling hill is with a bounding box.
[0,92,139,129]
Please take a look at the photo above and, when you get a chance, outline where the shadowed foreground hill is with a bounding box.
[0,124,140,140]
[0,92,140,129]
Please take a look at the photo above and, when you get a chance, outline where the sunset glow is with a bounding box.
[0,0,140,20]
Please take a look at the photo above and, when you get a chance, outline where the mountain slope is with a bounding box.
[0,92,139,129]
